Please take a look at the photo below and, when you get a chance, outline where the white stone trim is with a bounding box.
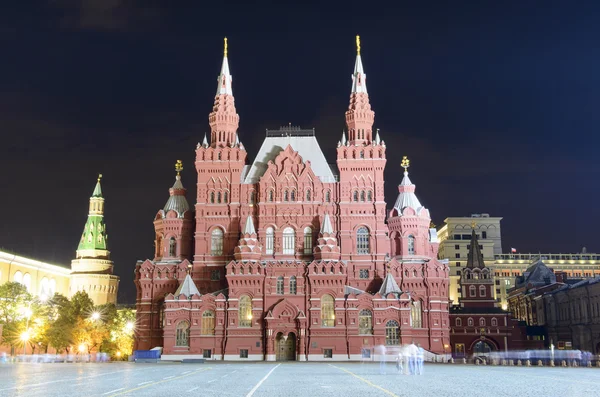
[223,354,263,361]
[306,354,350,361]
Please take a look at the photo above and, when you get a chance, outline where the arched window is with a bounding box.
[217,192,222,203]
[201,311,215,335]
[283,227,295,255]
[359,309,373,335]
[360,191,365,202]
[289,276,297,295]
[176,321,190,347]
[217,152,222,160]
[224,191,228,203]
[250,191,256,204]
[14,270,23,284]
[49,279,56,296]
[356,227,370,254]
[325,191,331,202]
[268,190,274,202]
[411,300,422,328]
[385,320,400,345]
[469,285,476,297]
[265,227,274,254]
[367,190,372,201]
[306,190,311,201]
[353,191,358,202]
[491,318,498,327]
[455,318,462,327]
[467,317,474,327]
[276,276,284,294]
[321,295,335,327]
[239,295,252,327]
[210,192,215,203]
[284,190,289,201]
[22,273,31,292]
[303,226,313,254]
[479,285,486,297]
[211,228,224,255]
[360,150,364,159]
[408,235,415,255]
[39,277,49,298]
[290,190,296,201]
[479,318,485,326]
[169,237,176,257]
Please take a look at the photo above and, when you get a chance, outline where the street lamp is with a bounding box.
[91,312,101,321]
[21,330,30,357]
[125,322,135,333]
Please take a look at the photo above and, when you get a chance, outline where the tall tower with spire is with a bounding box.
[458,225,497,309]
[70,175,120,305]
[337,36,388,285]
[194,38,247,291]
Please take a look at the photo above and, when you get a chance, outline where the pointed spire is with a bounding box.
[351,35,367,94]
[375,129,381,145]
[175,274,201,298]
[92,174,103,197]
[466,225,485,269]
[378,272,402,296]
[341,130,347,146]
[393,156,424,215]
[202,133,208,147]
[243,216,256,235]
[216,37,233,96]
[164,160,190,217]
[346,35,374,145]
[321,213,334,234]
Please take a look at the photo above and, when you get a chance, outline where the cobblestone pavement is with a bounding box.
[1,361,598,396]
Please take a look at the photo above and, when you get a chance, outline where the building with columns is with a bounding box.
[134,37,450,361]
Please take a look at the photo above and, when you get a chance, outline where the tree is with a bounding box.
[0,282,32,324]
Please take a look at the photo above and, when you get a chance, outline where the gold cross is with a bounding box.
[401,156,410,172]
[356,35,361,55]
[175,160,183,175]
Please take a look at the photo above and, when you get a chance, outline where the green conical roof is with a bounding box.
[92,176,103,197]
[77,175,108,254]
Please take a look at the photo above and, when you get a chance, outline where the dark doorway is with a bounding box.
[275,332,296,361]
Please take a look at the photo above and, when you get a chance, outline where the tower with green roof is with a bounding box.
[70,174,120,305]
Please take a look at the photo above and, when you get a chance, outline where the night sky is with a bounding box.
[1,1,599,304]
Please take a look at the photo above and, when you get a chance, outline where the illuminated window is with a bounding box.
[169,237,176,257]
[276,276,284,294]
[211,228,224,255]
[385,320,400,345]
[289,276,297,295]
[283,227,295,254]
[22,273,31,292]
[239,295,252,327]
[321,295,335,327]
[265,227,274,254]
[14,270,23,284]
[356,227,370,254]
[411,300,422,328]
[359,309,373,335]
[303,226,313,254]
[201,311,215,335]
[176,321,190,347]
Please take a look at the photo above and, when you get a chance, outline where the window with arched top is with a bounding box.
[367,190,372,201]
[359,309,373,335]
[201,311,215,335]
[360,191,365,202]
[283,227,295,255]
[268,190,274,202]
[321,295,335,327]
[411,300,422,328]
[210,192,215,203]
[303,226,313,254]
[306,190,311,201]
[479,285,486,297]
[469,285,476,297]
[169,237,176,257]
[239,295,252,327]
[290,190,296,201]
[479,318,485,326]
[289,276,297,295]
[356,227,370,254]
[39,277,49,298]
[325,191,331,202]
[217,152,221,160]
[468,317,474,327]
[353,191,358,202]
[360,150,364,158]
[211,228,224,255]
[491,318,497,327]
[250,191,256,204]
[14,270,23,284]
[176,321,190,347]
[49,279,56,296]
[22,273,31,292]
[284,190,289,202]
[385,320,400,345]
[456,318,462,327]
[217,192,222,203]
[265,227,274,254]
[223,191,228,203]
[408,235,415,255]
[276,276,284,294]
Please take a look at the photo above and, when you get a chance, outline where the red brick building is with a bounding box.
[449,229,537,358]
[134,37,450,361]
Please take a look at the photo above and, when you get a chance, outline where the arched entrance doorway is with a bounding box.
[473,340,493,355]
[275,332,296,361]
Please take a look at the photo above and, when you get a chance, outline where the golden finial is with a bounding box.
[401,156,410,172]
[97,173,102,182]
[429,221,436,229]
[471,220,477,229]
[224,37,228,57]
[175,160,183,176]
[356,35,361,55]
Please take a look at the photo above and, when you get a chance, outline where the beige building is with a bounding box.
[437,214,502,305]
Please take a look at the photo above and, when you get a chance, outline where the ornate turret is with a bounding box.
[209,37,240,148]
[234,216,262,261]
[71,175,119,305]
[345,35,375,146]
[459,222,496,308]
[313,213,341,261]
[153,160,194,261]
[466,224,485,269]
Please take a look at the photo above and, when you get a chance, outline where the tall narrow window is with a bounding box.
[353,191,358,202]
[303,226,313,254]
[407,235,415,255]
[360,191,365,202]
[411,300,422,328]
[283,227,295,254]
[276,276,284,294]
[455,318,462,327]
[268,190,274,202]
[265,227,274,254]
[491,318,497,327]
[321,295,335,327]
[359,309,373,335]
[210,192,215,203]
[360,150,364,158]
[479,285,486,297]
[176,321,190,347]
[468,318,474,326]
[201,311,215,335]
[284,190,289,201]
[289,276,297,295]
[49,279,56,296]
[13,270,23,284]
[479,318,485,326]
[250,191,256,204]
[356,227,370,254]
[290,190,296,201]
[306,190,311,201]
[239,295,252,327]
[469,285,476,297]
[385,320,400,345]
[367,190,372,201]
[169,237,176,257]
[217,192,222,203]
[224,191,228,203]
[211,228,224,255]
[22,273,31,292]
[325,191,331,202]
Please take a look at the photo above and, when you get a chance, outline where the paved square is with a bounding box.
[0,361,598,396]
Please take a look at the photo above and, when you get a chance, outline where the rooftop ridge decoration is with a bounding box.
[266,125,315,137]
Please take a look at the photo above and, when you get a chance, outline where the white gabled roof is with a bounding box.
[243,135,336,184]
[175,274,201,298]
